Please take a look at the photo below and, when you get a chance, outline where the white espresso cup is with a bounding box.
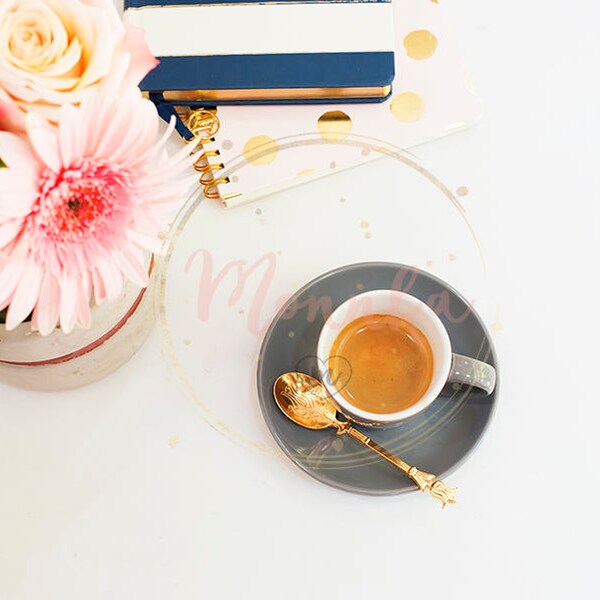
[316,290,496,426]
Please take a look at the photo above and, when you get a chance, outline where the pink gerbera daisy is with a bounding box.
[0,88,195,334]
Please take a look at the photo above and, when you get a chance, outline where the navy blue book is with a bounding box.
[124,0,395,109]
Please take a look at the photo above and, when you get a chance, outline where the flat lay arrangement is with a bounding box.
[0,1,596,599]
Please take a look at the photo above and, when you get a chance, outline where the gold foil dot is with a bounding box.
[339,197,346,203]
[426,260,433,267]
[255,208,262,215]
[356,283,365,290]
[390,93,424,122]
[317,110,352,142]
[452,383,461,391]
[449,253,457,262]
[183,338,191,346]
[168,436,180,448]
[361,147,371,156]
[222,139,233,150]
[232,175,239,183]
[288,331,295,338]
[365,232,372,240]
[403,30,439,60]
[296,168,315,178]
[330,161,336,169]
[456,186,469,197]
[360,221,369,228]
[239,309,245,314]
[243,135,278,166]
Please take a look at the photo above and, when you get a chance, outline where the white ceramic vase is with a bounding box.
[0,262,157,391]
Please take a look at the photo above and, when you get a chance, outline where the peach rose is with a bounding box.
[0,0,158,132]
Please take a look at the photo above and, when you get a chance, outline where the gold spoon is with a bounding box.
[273,372,457,507]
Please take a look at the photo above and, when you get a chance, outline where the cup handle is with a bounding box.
[448,353,496,395]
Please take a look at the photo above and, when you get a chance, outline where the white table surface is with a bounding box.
[1,1,598,598]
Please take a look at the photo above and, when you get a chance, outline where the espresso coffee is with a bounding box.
[328,314,434,414]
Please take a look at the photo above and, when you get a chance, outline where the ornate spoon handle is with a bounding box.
[341,425,458,507]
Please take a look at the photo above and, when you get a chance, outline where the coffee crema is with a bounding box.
[328,314,434,414]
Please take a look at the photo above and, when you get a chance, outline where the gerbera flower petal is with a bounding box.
[0,218,24,249]
[125,228,164,254]
[57,103,85,169]
[5,262,43,330]
[112,250,148,288]
[92,88,146,159]
[0,131,40,169]
[25,113,62,173]
[75,286,92,330]
[58,274,79,334]
[32,273,61,336]
[128,113,177,170]
[95,258,125,302]
[0,260,25,310]
[0,172,39,218]
[110,97,159,166]
[91,268,107,305]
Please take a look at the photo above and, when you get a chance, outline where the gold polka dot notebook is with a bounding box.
[177,0,483,207]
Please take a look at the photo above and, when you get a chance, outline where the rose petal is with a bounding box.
[120,23,159,87]
[0,94,25,132]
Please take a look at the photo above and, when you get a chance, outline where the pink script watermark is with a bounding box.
[184,249,474,336]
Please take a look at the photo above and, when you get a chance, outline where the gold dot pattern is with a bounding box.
[390,92,425,122]
[403,30,438,60]
[317,110,352,142]
[242,135,279,166]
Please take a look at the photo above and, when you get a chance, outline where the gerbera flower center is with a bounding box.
[35,160,133,244]
[26,160,137,275]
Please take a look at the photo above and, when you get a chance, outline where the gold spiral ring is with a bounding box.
[185,109,230,202]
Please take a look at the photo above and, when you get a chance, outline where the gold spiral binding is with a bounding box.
[184,108,231,201]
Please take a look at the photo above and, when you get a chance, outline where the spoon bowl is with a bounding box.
[273,372,339,430]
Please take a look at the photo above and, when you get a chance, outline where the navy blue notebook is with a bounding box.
[125,0,395,112]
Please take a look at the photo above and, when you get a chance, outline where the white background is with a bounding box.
[1,1,598,599]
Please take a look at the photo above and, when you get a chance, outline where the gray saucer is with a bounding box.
[257,262,498,496]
